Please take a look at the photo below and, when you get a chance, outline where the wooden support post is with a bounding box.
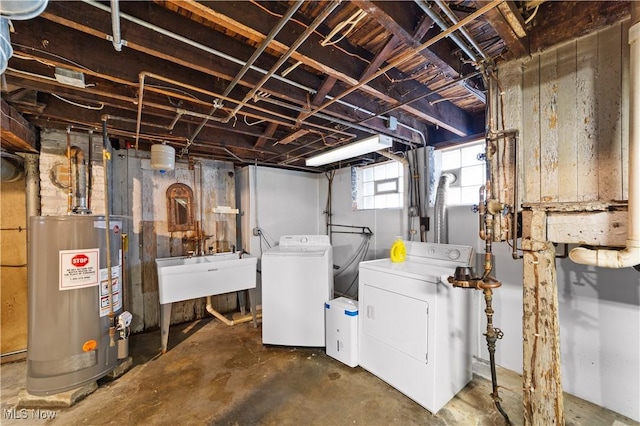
[522,210,565,425]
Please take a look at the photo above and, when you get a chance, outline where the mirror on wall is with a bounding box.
[166,183,195,232]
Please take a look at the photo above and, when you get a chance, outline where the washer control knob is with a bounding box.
[448,249,461,260]
[300,236,308,243]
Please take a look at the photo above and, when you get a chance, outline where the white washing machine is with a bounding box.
[358,241,477,414]
[261,235,333,346]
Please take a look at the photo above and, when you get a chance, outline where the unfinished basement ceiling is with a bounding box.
[1,0,632,169]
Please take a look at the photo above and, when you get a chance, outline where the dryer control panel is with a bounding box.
[279,234,331,247]
[404,241,474,267]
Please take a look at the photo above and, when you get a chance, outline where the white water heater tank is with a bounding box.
[150,144,175,172]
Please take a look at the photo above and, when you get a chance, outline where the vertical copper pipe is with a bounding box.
[482,287,511,425]
[102,119,116,347]
[66,126,72,213]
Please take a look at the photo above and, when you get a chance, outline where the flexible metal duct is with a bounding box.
[70,146,91,214]
[434,173,455,244]
[0,18,11,75]
[0,0,48,20]
[0,151,24,182]
[0,0,48,73]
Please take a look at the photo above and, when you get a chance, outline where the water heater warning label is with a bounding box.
[59,249,100,290]
[99,265,122,317]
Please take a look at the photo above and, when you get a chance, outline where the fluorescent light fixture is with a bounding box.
[54,67,86,88]
[306,134,393,167]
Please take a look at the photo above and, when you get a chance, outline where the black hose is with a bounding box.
[483,287,511,425]
[488,345,512,425]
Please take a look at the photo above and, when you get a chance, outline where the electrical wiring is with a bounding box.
[11,52,57,67]
[524,5,539,25]
[340,236,371,297]
[320,9,367,47]
[334,235,369,278]
[12,43,93,71]
[244,115,266,126]
[146,83,204,103]
[249,0,372,64]
[52,93,104,110]
[429,93,471,106]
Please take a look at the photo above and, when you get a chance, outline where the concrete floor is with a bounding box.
[1,318,637,425]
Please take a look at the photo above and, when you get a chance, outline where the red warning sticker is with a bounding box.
[59,249,100,290]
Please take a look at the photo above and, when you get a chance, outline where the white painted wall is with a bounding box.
[237,165,322,257]
[555,258,639,421]
[317,166,406,297]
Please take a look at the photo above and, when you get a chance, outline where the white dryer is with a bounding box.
[358,241,477,414]
[261,235,333,346]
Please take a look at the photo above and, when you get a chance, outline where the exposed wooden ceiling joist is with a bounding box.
[1,1,632,169]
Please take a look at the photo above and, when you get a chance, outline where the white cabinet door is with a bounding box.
[362,283,429,363]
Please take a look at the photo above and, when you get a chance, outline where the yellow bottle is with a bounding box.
[390,238,406,263]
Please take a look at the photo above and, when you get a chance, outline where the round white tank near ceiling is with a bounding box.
[150,144,175,172]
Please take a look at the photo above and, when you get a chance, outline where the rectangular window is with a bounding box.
[439,142,485,206]
[353,160,404,210]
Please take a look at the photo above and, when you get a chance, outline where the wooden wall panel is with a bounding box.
[556,41,578,201]
[494,60,522,240]
[511,23,628,207]
[539,48,559,202]
[621,19,631,201]
[575,31,600,202]
[522,54,541,203]
[136,159,238,329]
[0,181,28,356]
[597,22,623,201]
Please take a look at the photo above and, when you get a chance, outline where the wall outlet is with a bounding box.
[252,227,260,236]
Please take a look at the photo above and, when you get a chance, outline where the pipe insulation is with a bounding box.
[434,172,455,244]
[0,152,24,182]
[24,153,40,217]
[570,7,640,268]
[0,0,48,73]
[70,147,90,213]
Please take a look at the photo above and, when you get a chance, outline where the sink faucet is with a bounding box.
[202,235,215,256]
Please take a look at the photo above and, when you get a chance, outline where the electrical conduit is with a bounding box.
[569,6,640,268]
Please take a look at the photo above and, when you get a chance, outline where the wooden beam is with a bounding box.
[161,0,474,135]
[521,210,565,426]
[528,1,630,54]
[311,76,338,106]
[479,1,528,59]
[353,0,461,79]
[276,129,309,146]
[0,98,38,152]
[295,75,338,122]
[498,1,527,38]
[254,122,278,149]
[26,4,437,142]
[360,34,400,82]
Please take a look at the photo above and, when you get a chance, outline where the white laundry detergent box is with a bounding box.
[325,297,358,367]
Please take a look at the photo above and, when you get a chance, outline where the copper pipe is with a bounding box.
[190,1,304,142]
[298,0,503,124]
[226,1,341,121]
[66,126,72,213]
[102,118,116,347]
